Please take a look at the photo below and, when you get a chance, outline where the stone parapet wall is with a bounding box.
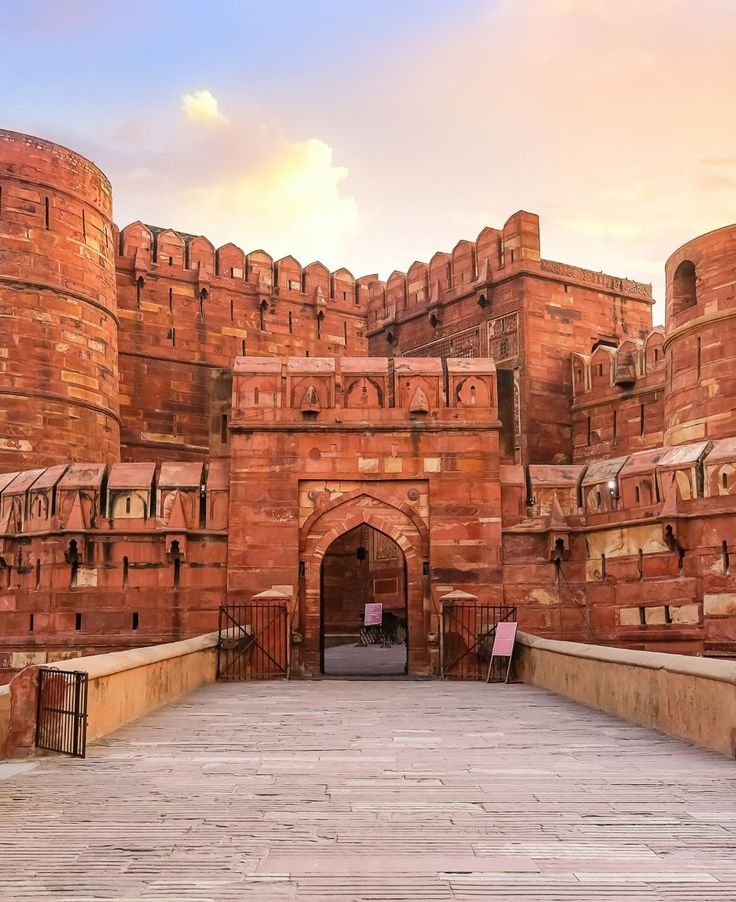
[0,460,229,667]
[514,631,736,756]
[0,631,218,759]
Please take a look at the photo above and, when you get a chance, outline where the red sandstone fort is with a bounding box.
[1,126,735,680]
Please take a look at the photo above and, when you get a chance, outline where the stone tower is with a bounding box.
[664,224,736,446]
[0,129,120,468]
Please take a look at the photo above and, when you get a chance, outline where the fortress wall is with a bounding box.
[367,212,654,466]
[571,330,666,461]
[0,460,229,675]
[116,224,371,460]
[502,437,736,657]
[0,130,120,468]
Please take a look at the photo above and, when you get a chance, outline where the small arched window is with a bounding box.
[672,260,697,315]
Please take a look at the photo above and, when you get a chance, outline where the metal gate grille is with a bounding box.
[441,602,517,679]
[217,602,289,680]
[36,668,88,757]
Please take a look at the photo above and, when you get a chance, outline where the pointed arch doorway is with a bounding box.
[299,491,431,677]
[320,523,408,676]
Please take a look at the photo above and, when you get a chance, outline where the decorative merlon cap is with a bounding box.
[339,357,389,374]
[394,358,443,376]
[233,357,282,374]
[446,358,497,374]
[286,356,336,374]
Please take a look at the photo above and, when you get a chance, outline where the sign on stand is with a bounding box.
[486,621,518,684]
[364,603,383,626]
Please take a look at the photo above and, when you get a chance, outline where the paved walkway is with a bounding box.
[323,642,407,676]
[2,681,736,901]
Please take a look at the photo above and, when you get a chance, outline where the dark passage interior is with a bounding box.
[321,524,407,676]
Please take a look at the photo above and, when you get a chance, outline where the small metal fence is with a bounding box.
[441,602,517,679]
[217,602,289,680]
[36,668,88,757]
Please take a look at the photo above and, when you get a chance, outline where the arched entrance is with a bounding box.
[299,491,431,676]
[321,524,407,676]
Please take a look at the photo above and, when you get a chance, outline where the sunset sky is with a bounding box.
[5,0,736,321]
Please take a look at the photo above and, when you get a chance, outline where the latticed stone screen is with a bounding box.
[401,326,482,361]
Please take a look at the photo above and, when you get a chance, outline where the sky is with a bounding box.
[4,0,736,323]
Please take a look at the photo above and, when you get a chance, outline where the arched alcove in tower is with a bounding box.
[672,260,697,315]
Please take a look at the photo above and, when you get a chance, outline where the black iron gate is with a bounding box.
[217,602,289,680]
[441,602,517,679]
[36,668,88,757]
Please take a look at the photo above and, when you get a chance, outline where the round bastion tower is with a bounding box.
[0,130,120,468]
[664,223,736,446]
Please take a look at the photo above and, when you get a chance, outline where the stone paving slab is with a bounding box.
[1,681,736,900]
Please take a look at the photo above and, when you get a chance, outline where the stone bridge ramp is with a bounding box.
[1,681,736,900]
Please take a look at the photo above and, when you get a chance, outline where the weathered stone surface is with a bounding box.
[3,681,736,900]
[1,127,736,670]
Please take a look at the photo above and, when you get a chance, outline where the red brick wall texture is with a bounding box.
[1,128,736,676]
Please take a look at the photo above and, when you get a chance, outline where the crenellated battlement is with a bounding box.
[116,221,375,312]
[365,211,653,340]
[366,213,538,334]
[496,437,736,526]
[571,328,665,400]
[0,460,229,541]
[568,328,666,461]
[0,459,230,660]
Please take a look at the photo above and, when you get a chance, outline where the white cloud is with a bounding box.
[181,138,359,263]
[181,89,227,124]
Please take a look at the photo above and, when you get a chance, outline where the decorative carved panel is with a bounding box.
[488,313,519,362]
[541,259,652,298]
[373,530,399,562]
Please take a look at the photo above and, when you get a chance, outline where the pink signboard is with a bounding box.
[491,621,517,657]
[364,603,383,626]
